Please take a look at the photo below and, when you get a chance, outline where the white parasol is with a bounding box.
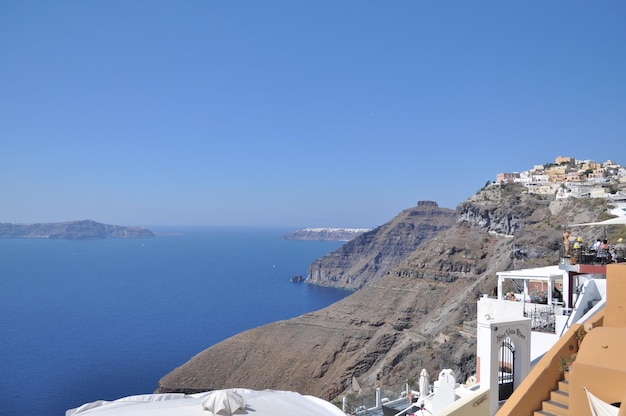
[418,368,429,400]
[201,390,246,415]
[66,388,347,416]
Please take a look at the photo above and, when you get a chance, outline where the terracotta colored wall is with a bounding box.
[570,264,626,415]
[604,264,626,328]
[570,327,626,415]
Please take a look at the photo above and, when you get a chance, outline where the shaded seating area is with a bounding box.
[567,243,626,265]
[567,216,626,265]
[497,266,568,308]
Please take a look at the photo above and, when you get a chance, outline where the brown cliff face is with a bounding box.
[157,271,483,401]
[156,186,611,402]
[306,201,456,290]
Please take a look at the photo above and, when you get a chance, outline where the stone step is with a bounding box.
[550,389,569,405]
[533,371,570,415]
[533,372,569,416]
[534,410,559,416]
[542,399,568,416]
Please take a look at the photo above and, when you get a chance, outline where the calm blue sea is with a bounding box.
[0,227,350,416]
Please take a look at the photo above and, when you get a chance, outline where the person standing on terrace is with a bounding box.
[591,238,602,252]
[597,239,611,263]
[563,229,571,256]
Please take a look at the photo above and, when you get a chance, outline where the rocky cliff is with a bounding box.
[306,201,456,290]
[156,186,612,402]
[0,220,155,239]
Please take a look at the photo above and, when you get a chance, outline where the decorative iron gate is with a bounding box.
[524,304,556,333]
[498,339,515,400]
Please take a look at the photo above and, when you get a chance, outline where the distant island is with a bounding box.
[0,220,155,240]
[282,227,371,241]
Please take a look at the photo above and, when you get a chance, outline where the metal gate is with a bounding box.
[498,339,515,400]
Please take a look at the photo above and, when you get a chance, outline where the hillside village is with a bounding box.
[496,156,626,201]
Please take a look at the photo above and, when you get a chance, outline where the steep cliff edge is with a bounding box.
[156,185,611,402]
[306,201,456,290]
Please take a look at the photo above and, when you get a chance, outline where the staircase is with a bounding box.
[534,371,570,416]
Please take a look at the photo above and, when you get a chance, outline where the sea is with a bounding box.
[0,227,351,416]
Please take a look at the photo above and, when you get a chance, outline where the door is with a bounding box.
[498,339,515,400]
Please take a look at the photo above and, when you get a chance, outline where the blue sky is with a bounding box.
[1,1,625,228]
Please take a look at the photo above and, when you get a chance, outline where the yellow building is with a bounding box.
[555,156,575,166]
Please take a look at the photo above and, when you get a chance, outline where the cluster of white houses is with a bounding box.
[496,156,626,199]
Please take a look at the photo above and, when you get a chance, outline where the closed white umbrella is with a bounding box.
[201,390,246,415]
[418,369,429,400]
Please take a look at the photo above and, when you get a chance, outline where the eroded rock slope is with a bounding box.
[157,185,611,402]
[307,201,456,290]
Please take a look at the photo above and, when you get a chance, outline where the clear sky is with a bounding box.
[1,1,625,228]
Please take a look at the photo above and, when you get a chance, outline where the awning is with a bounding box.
[66,389,348,416]
[569,216,626,227]
[497,266,566,281]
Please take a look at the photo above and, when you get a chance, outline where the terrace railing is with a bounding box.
[523,303,556,333]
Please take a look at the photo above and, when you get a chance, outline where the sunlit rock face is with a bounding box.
[306,201,456,290]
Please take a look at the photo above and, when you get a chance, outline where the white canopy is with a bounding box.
[497,265,565,281]
[66,389,347,416]
[570,216,626,227]
[497,266,567,307]
[585,387,619,416]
